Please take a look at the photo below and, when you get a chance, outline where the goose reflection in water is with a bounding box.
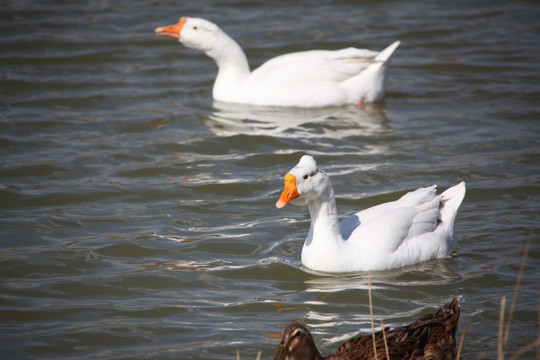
[203,102,392,139]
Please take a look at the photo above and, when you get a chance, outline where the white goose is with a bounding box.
[276,155,466,273]
[155,17,400,108]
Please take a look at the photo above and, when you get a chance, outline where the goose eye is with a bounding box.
[303,175,308,180]
[193,26,198,30]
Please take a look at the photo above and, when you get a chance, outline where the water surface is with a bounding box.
[1,1,539,359]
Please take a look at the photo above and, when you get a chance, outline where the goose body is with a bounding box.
[274,298,460,360]
[155,17,400,107]
[276,156,466,273]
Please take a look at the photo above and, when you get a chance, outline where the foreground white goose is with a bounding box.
[276,156,466,273]
[155,17,400,107]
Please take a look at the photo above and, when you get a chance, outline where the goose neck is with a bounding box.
[206,33,250,76]
[306,188,343,244]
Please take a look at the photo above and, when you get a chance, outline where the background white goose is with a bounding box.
[276,155,466,273]
[155,17,400,107]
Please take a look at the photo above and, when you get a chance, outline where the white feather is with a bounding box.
[278,155,466,273]
[157,17,400,107]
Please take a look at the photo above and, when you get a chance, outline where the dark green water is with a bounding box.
[1,1,539,359]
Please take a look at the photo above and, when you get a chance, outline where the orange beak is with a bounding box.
[276,174,300,208]
[155,17,187,40]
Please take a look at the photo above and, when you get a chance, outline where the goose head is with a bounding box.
[276,155,330,208]
[155,17,221,53]
[274,324,323,360]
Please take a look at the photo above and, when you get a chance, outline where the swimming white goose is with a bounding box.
[276,155,466,273]
[155,17,400,108]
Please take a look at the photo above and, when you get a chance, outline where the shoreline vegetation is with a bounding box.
[238,236,538,359]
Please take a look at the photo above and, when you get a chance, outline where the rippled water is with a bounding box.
[1,1,539,359]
